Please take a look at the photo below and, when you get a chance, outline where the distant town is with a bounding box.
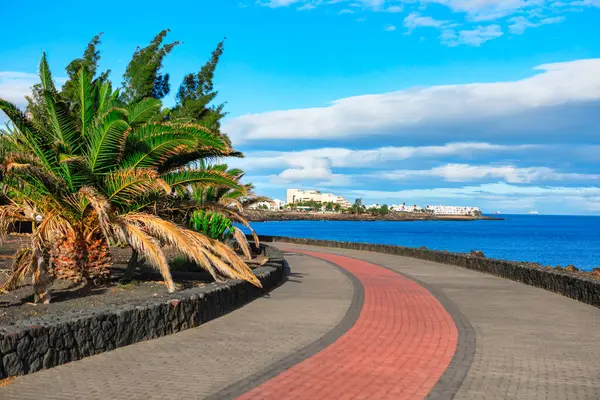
[248,189,482,217]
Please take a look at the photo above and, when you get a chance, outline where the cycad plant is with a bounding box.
[0,54,259,303]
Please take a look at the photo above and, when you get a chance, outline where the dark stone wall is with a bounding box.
[0,245,285,378]
[259,235,600,309]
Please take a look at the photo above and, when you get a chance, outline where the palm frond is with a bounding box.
[76,67,95,137]
[163,168,241,194]
[103,168,169,206]
[128,98,162,126]
[232,227,252,259]
[87,108,129,173]
[115,219,175,292]
[124,213,260,286]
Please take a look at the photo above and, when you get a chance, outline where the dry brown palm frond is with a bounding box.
[36,212,75,245]
[115,219,175,292]
[123,213,260,286]
[242,196,274,208]
[78,186,113,242]
[218,197,243,212]
[1,247,33,291]
[0,204,31,241]
[232,227,252,259]
[4,162,31,172]
[123,213,213,269]
[183,230,261,287]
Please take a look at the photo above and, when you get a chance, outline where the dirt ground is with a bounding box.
[0,236,215,326]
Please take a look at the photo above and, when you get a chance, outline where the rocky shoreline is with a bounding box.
[244,211,503,222]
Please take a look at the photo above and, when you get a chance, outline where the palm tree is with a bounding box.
[0,54,259,303]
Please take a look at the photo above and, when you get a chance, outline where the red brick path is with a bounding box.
[238,250,458,400]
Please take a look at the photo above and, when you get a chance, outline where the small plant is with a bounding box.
[189,210,234,241]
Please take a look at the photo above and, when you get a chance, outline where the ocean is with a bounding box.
[245,214,600,271]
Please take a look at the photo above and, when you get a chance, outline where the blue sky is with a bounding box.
[2,1,600,214]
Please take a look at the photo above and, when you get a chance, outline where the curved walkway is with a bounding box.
[239,250,457,400]
[276,243,600,400]
[2,243,600,399]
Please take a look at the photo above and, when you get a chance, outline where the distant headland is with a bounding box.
[244,210,504,222]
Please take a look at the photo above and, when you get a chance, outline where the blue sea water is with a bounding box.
[245,215,600,271]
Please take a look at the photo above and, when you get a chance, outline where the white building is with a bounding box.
[286,189,351,209]
[425,205,481,216]
[248,199,285,211]
[366,204,381,210]
[391,204,423,213]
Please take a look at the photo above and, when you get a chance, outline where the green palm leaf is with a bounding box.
[75,67,95,137]
[0,99,57,174]
[128,98,162,127]
[39,54,77,150]
[87,109,129,173]
[163,168,241,194]
[103,168,169,206]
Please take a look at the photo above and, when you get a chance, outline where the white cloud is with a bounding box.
[404,12,450,32]
[254,0,597,45]
[230,142,538,170]
[0,72,38,106]
[377,164,600,183]
[441,24,503,46]
[224,58,600,143]
[385,5,404,12]
[508,15,566,34]
[384,24,397,31]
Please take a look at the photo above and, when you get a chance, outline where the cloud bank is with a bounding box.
[224,59,600,143]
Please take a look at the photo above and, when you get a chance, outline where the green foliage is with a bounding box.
[189,210,233,240]
[62,33,110,106]
[369,204,390,216]
[167,39,227,134]
[120,30,180,103]
[348,198,365,214]
[0,45,260,300]
[26,34,109,131]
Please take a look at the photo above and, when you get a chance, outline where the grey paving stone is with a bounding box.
[279,242,600,400]
[0,253,353,400]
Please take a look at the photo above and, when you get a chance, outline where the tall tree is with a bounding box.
[62,33,109,105]
[121,30,180,103]
[169,39,227,132]
[26,34,109,130]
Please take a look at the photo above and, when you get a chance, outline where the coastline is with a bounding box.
[245,211,504,222]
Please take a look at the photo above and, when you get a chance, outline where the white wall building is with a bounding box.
[425,205,481,216]
[391,204,423,213]
[286,189,351,209]
[248,199,285,211]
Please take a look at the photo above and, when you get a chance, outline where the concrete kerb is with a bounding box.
[255,235,600,309]
[0,245,285,379]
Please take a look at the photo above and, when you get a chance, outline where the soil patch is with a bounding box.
[0,238,227,326]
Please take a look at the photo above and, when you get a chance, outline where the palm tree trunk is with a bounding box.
[123,249,143,281]
[32,249,52,304]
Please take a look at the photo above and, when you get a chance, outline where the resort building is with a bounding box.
[286,189,351,209]
[425,205,481,216]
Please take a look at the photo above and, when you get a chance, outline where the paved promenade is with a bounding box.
[2,242,600,399]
